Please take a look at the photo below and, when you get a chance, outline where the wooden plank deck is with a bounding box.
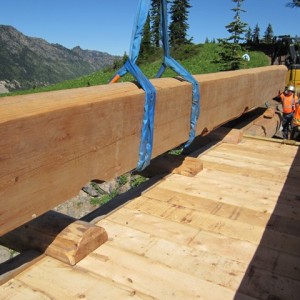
[1,136,300,299]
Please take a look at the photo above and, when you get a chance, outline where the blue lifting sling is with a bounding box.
[110,0,200,171]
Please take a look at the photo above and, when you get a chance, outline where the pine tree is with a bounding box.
[252,24,260,44]
[286,0,300,7]
[245,27,252,44]
[169,0,192,47]
[150,0,161,48]
[263,24,274,44]
[217,0,248,70]
[217,39,244,70]
[225,0,248,44]
[139,14,152,61]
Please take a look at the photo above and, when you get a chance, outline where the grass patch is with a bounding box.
[1,43,270,97]
[90,193,114,206]
[130,174,148,188]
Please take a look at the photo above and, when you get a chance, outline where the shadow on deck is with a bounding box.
[234,146,300,299]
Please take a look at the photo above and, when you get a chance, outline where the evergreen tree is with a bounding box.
[113,52,128,70]
[252,23,260,44]
[169,0,192,47]
[217,39,244,70]
[139,14,152,61]
[245,26,252,44]
[225,0,248,44]
[286,0,300,7]
[263,24,274,43]
[150,0,161,48]
[217,0,248,70]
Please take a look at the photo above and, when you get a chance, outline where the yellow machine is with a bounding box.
[271,35,300,96]
[287,64,300,95]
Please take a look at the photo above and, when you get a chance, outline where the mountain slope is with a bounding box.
[0,25,119,91]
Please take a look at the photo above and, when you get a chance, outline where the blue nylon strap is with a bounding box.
[124,60,156,171]
[129,0,151,64]
[109,0,155,171]
[163,57,200,147]
[157,0,200,148]
[114,65,127,78]
[160,0,171,57]
[109,0,200,171]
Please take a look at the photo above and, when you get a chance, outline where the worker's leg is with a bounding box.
[282,114,289,139]
[282,113,293,139]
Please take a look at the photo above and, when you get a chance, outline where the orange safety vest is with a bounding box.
[293,103,300,126]
[281,94,297,114]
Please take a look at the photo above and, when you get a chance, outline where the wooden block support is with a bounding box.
[141,154,203,177]
[243,108,281,138]
[263,107,276,118]
[0,65,287,235]
[0,211,108,265]
[173,156,204,176]
[209,127,243,144]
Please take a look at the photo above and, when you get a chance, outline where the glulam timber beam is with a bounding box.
[0,66,287,235]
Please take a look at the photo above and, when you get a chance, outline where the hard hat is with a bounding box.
[287,85,295,92]
[242,53,250,61]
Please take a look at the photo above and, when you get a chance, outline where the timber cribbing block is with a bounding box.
[0,65,287,235]
[0,211,108,265]
[209,127,243,144]
[141,154,203,177]
[243,107,281,138]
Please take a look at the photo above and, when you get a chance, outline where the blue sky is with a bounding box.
[1,0,299,56]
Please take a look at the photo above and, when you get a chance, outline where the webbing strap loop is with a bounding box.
[110,59,156,171]
[129,0,151,64]
[157,0,200,148]
[109,0,155,171]
[124,60,156,171]
[109,0,200,171]
[157,56,200,147]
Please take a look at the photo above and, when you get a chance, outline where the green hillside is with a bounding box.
[1,43,270,97]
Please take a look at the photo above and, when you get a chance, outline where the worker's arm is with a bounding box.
[279,92,285,101]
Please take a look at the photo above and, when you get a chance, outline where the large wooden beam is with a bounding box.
[0,66,287,235]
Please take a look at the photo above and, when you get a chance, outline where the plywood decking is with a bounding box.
[1,136,299,299]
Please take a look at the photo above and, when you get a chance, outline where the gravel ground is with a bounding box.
[0,82,9,94]
[0,246,11,262]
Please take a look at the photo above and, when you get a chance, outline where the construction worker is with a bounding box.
[279,85,298,139]
[291,98,300,140]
